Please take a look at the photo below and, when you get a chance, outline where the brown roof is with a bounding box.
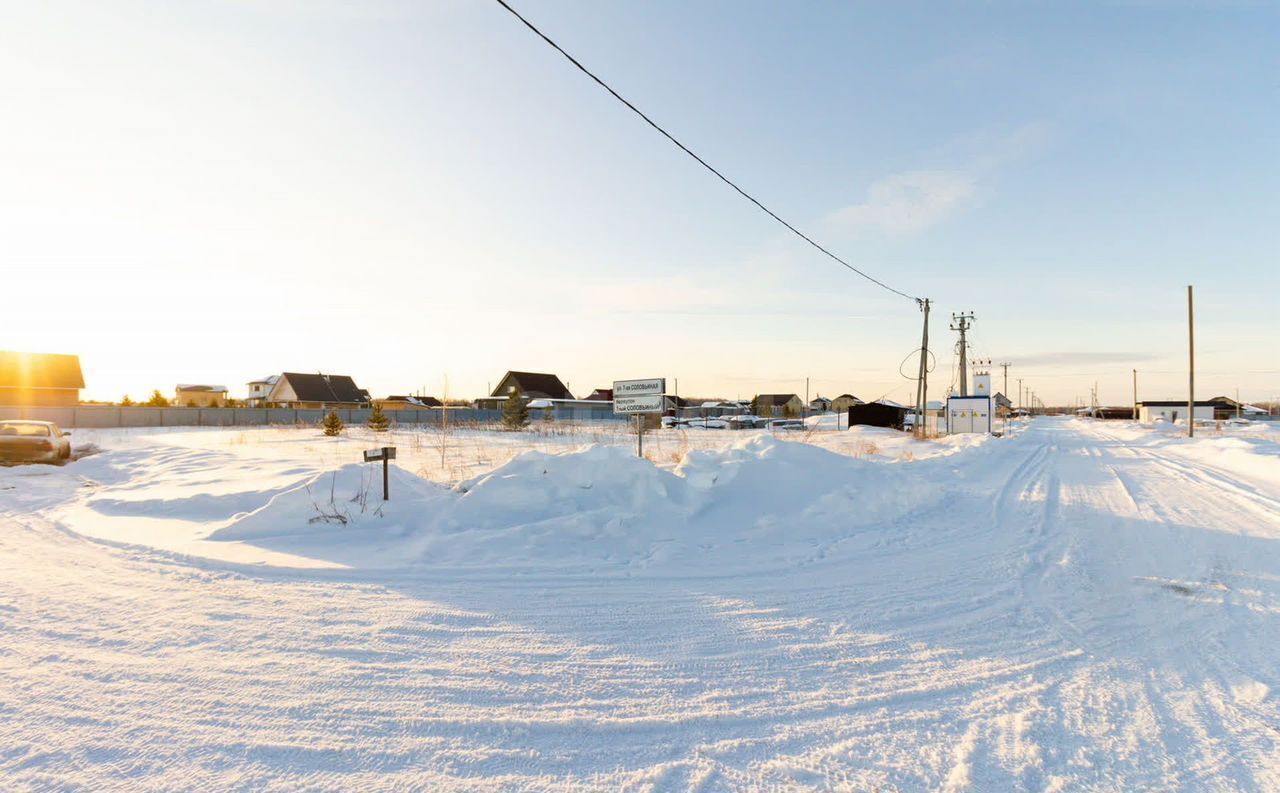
[0,351,85,389]
[280,372,369,404]
[755,393,800,404]
[492,371,573,400]
[583,388,613,401]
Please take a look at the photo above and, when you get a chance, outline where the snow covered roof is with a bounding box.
[381,395,443,407]
[246,375,279,386]
[525,398,612,408]
[175,384,228,393]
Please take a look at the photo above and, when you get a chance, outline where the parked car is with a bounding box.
[768,419,806,431]
[665,416,731,430]
[0,420,72,464]
[722,415,770,430]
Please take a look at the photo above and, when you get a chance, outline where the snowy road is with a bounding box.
[2,419,1278,790]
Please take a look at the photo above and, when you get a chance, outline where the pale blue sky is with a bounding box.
[3,1,1276,405]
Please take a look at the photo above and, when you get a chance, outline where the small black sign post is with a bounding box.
[363,446,397,500]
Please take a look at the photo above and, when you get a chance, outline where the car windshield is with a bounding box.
[0,423,50,437]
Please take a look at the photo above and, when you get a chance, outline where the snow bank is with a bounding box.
[200,435,951,572]
[675,434,909,530]
[413,445,692,568]
[210,463,445,542]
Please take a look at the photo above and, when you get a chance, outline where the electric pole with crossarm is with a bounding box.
[951,312,975,396]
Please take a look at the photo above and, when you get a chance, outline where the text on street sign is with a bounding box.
[613,378,665,397]
[613,395,664,414]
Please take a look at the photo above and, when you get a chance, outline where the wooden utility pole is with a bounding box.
[1187,285,1195,438]
[1132,369,1138,421]
[915,299,932,438]
[1000,362,1010,400]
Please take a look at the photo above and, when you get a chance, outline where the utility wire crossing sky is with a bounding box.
[493,0,923,304]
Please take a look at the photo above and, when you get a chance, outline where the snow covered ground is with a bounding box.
[2,418,1278,790]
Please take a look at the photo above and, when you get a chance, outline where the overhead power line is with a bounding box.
[492,0,921,304]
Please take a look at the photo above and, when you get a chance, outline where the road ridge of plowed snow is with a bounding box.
[187,435,958,573]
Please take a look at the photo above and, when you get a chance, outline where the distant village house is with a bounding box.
[0,351,85,406]
[754,393,803,417]
[475,371,573,409]
[266,372,370,409]
[175,384,228,407]
[830,394,863,413]
[245,375,279,407]
[1138,396,1266,424]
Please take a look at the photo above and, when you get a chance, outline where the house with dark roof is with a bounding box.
[475,371,573,409]
[0,351,85,406]
[493,371,573,400]
[266,372,370,409]
[583,388,613,402]
[753,393,803,417]
[831,394,863,413]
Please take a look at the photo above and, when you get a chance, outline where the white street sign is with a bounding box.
[613,395,664,414]
[613,378,665,397]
